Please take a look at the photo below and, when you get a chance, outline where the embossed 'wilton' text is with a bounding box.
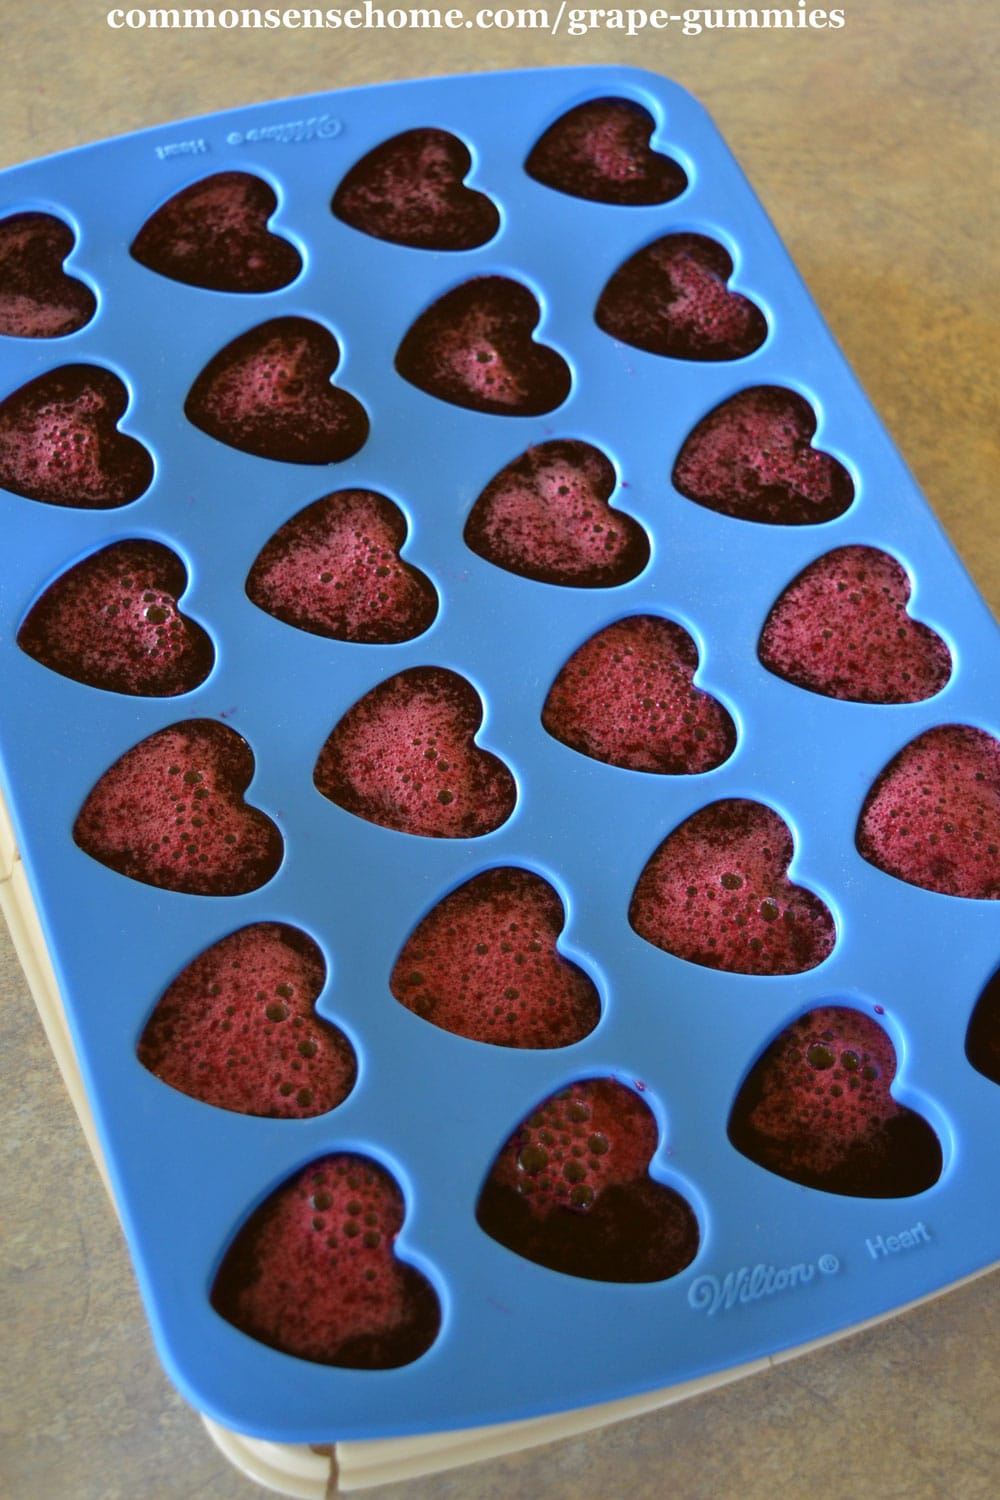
[688,1252,840,1316]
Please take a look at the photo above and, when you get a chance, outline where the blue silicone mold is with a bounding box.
[1,66,999,1443]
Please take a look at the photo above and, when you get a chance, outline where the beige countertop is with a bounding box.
[2,4,998,1497]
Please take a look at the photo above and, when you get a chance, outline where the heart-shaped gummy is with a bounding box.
[138,923,356,1117]
[966,966,1000,1084]
[477,1078,699,1282]
[630,799,835,975]
[332,127,500,250]
[0,365,153,508]
[0,212,95,338]
[463,439,649,587]
[673,386,854,525]
[211,1153,440,1367]
[525,97,687,206]
[759,545,952,703]
[729,1005,942,1197]
[185,317,368,464]
[246,489,437,644]
[17,539,213,696]
[856,725,1000,898]
[314,667,515,838]
[542,615,736,774]
[395,276,571,417]
[596,234,767,361]
[73,719,283,895]
[130,171,301,293]
[390,867,600,1048]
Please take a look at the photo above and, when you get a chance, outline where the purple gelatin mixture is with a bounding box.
[131,171,301,293]
[314,666,516,838]
[673,385,853,525]
[630,798,836,975]
[542,614,736,774]
[525,97,687,205]
[729,1005,942,1198]
[395,276,571,416]
[856,725,1000,899]
[0,364,153,508]
[759,545,952,703]
[246,488,437,644]
[333,127,499,250]
[596,233,767,361]
[73,719,283,895]
[17,539,213,696]
[390,867,600,1048]
[185,316,368,464]
[138,923,356,1118]
[464,439,648,587]
[212,1154,440,1367]
[477,1078,699,1282]
[0,212,95,338]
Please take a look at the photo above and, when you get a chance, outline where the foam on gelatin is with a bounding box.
[185,316,369,464]
[759,545,952,703]
[630,798,836,975]
[212,1153,440,1367]
[138,923,356,1118]
[477,1078,699,1281]
[395,276,571,416]
[333,127,500,250]
[596,233,767,361]
[673,385,853,525]
[0,211,96,338]
[728,1005,942,1197]
[464,439,649,587]
[856,725,1000,898]
[390,867,600,1047]
[314,666,516,838]
[525,97,688,205]
[73,719,283,896]
[246,488,437,644]
[542,614,736,774]
[17,539,213,696]
[0,365,153,508]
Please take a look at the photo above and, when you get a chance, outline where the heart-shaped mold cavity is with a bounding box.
[137,923,356,1117]
[0,365,153,508]
[17,539,213,696]
[542,615,736,774]
[729,1005,942,1197]
[759,545,952,703]
[332,127,500,250]
[595,233,767,361]
[965,966,1000,1084]
[525,97,687,206]
[0,212,96,338]
[130,171,302,293]
[73,719,283,895]
[390,867,600,1048]
[463,439,649,587]
[185,317,368,464]
[211,1153,440,1368]
[394,276,571,417]
[314,666,516,838]
[856,725,1000,898]
[673,386,854,525]
[477,1078,699,1282]
[630,799,835,975]
[246,488,437,644]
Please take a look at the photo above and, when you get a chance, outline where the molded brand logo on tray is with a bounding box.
[688,1253,841,1316]
[226,114,341,146]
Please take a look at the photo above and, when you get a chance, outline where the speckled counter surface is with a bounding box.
[1,4,998,1497]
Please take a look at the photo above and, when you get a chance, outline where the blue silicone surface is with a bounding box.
[1,66,999,1444]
